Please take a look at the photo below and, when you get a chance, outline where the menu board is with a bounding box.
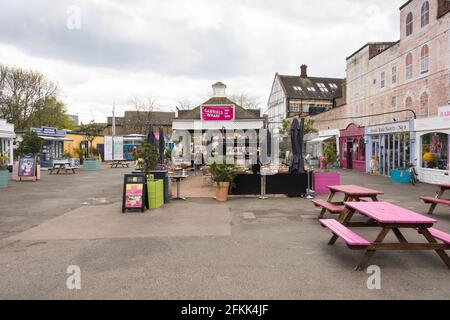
[18,156,36,177]
[122,174,146,213]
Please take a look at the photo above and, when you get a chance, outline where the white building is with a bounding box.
[0,119,15,165]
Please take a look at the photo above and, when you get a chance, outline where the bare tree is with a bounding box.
[229,92,261,110]
[126,96,158,134]
[176,99,192,111]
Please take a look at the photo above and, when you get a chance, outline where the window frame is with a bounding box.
[406,12,413,36]
[421,1,430,27]
[420,45,429,74]
[405,53,413,80]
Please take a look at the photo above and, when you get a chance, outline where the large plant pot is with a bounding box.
[215,182,230,202]
[314,172,341,194]
[83,159,100,171]
[391,169,411,184]
[0,170,9,188]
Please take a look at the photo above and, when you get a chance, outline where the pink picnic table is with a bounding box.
[330,201,450,270]
[421,184,450,215]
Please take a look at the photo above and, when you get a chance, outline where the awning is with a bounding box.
[0,132,16,139]
[39,136,73,142]
[307,136,334,143]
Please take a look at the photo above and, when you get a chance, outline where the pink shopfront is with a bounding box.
[339,123,366,171]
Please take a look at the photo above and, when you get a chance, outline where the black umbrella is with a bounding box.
[147,124,156,147]
[298,118,305,173]
[289,118,302,174]
[158,127,165,163]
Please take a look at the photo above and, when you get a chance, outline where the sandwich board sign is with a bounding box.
[122,174,146,213]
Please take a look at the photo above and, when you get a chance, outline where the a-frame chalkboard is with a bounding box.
[122,174,146,213]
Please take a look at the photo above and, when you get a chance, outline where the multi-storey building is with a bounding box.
[267,65,345,132]
[311,0,449,183]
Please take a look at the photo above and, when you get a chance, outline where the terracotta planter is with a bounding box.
[215,182,230,202]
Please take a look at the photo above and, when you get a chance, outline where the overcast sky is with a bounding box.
[0,0,405,123]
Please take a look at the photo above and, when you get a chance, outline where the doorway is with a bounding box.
[347,141,353,169]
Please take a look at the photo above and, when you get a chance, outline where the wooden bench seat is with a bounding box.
[428,227,450,244]
[313,199,344,214]
[420,196,450,206]
[320,219,371,248]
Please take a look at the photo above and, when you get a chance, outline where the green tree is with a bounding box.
[137,143,159,173]
[17,131,43,156]
[0,65,72,130]
[79,121,104,158]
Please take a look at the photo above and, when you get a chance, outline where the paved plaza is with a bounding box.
[0,165,449,299]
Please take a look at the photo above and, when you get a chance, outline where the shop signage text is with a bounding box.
[201,105,235,121]
[438,106,450,120]
[367,122,410,135]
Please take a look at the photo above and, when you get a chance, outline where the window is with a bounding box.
[421,1,429,27]
[421,133,449,170]
[381,72,385,88]
[406,12,413,36]
[353,139,359,161]
[289,103,300,113]
[392,66,397,84]
[303,104,311,114]
[420,92,429,117]
[307,86,316,92]
[342,141,347,160]
[405,96,413,108]
[420,45,429,74]
[317,83,329,93]
[292,86,303,92]
[405,53,413,80]
[329,83,338,90]
[392,96,397,110]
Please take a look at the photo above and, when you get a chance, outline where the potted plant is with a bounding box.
[0,154,10,188]
[209,159,238,202]
[74,147,85,165]
[137,143,163,207]
[314,143,341,194]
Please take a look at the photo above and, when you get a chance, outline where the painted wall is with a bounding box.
[64,133,105,156]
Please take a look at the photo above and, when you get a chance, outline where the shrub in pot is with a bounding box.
[0,154,10,188]
[314,143,340,194]
[209,159,238,202]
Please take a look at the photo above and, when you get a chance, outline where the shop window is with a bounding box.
[342,141,347,160]
[420,45,429,74]
[421,1,429,27]
[406,12,413,36]
[405,53,413,80]
[289,103,300,113]
[359,139,366,161]
[353,139,359,161]
[421,132,449,170]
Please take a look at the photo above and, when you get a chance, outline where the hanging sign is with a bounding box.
[201,105,235,121]
[122,174,146,213]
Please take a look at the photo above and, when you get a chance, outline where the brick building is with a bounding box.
[104,111,175,136]
[310,0,449,179]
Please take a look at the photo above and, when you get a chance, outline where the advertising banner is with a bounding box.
[201,105,235,121]
[104,136,113,161]
[113,136,124,160]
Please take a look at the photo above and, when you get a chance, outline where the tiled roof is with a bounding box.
[176,97,262,120]
[278,75,344,100]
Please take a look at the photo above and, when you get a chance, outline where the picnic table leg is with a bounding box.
[319,191,336,219]
[371,195,379,202]
[428,188,446,215]
[419,227,450,269]
[355,227,391,271]
[392,228,408,243]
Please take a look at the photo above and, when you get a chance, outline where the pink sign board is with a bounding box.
[201,105,235,121]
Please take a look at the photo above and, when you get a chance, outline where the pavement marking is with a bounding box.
[242,212,256,220]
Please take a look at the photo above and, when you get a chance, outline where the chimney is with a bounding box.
[300,65,308,78]
[212,82,227,97]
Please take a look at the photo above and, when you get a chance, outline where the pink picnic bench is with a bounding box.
[313,185,383,218]
[420,184,450,215]
[320,201,450,271]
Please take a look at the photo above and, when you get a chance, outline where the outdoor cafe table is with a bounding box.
[170,174,188,201]
[331,201,450,270]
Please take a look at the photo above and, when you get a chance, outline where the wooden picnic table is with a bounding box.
[420,184,450,215]
[110,160,130,168]
[316,185,384,218]
[49,162,77,175]
[325,201,450,270]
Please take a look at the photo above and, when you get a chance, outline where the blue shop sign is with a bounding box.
[32,127,66,137]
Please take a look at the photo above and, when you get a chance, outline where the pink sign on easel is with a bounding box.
[201,105,235,121]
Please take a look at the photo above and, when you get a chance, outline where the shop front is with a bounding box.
[31,127,72,168]
[365,121,414,176]
[339,123,365,171]
[414,106,450,185]
[0,119,15,165]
